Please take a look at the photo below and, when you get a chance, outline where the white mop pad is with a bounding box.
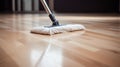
[31,24,85,35]
[30,0,85,35]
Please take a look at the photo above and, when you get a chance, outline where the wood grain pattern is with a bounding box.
[0,14,120,67]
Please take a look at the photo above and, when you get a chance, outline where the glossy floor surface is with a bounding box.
[0,14,120,67]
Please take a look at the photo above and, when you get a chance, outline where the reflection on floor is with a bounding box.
[0,14,120,67]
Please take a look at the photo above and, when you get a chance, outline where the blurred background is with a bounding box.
[0,0,119,14]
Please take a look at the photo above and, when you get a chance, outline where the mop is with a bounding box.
[31,0,85,35]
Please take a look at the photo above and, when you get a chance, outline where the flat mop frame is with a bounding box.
[40,0,60,26]
[31,0,85,35]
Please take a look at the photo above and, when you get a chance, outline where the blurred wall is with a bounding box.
[23,0,32,12]
[119,0,120,13]
[0,0,119,13]
[54,0,119,13]
[23,0,39,12]
[0,0,12,12]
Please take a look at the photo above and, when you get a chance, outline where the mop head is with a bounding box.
[31,24,85,35]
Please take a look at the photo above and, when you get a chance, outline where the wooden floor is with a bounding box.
[0,14,120,67]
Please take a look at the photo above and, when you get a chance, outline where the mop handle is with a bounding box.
[40,0,52,14]
[40,0,60,26]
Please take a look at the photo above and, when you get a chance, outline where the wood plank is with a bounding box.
[0,14,120,67]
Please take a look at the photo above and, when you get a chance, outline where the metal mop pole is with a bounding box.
[40,0,60,26]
